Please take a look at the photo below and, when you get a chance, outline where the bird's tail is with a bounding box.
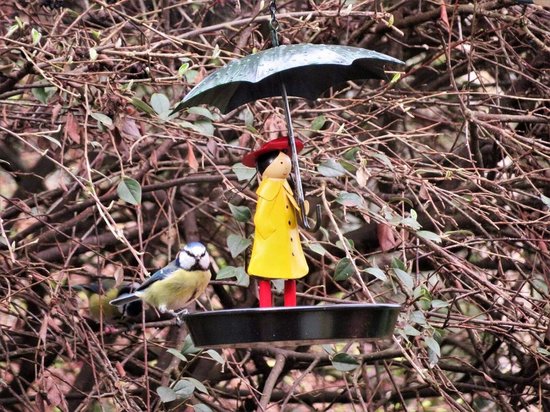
[110,293,141,306]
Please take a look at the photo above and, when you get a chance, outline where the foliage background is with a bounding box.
[0,0,549,410]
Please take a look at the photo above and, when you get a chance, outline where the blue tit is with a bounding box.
[109,242,211,317]
[72,281,142,322]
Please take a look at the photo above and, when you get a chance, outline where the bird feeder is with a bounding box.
[177,1,403,347]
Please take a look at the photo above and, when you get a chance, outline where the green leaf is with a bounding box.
[228,204,251,222]
[311,115,326,131]
[364,267,387,282]
[205,349,225,365]
[226,234,251,258]
[403,325,421,336]
[336,191,363,207]
[193,404,213,412]
[331,353,360,372]
[391,258,406,271]
[185,69,200,84]
[131,97,155,115]
[410,310,427,326]
[193,405,213,412]
[217,265,243,280]
[31,28,41,45]
[372,153,393,170]
[416,230,442,243]
[90,112,113,127]
[334,257,354,281]
[335,238,354,251]
[190,119,215,136]
[172,380,194,399]
[178,62,190,77]
[232,162,256,181]
[32,87,49,104]
[318,159,346,177]
[182,377,208,394]
[537,347,550,356]
[181,335,199,354]
[117,177,142,205]
[166,348,187,362]
[42,134,62,148]
[393,268,413,291]
[424,336,441,357]
[431,300,449,309]
[156,386,177,403]
[89,48,98,61]
[308,243,327,256]
[343,147,360,161]
[389,72,401,84]
[151,93,171,115]
[541,194,550,208]
[235,269,250,287]
[188,106,219,121]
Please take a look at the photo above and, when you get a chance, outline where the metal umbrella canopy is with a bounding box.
[174,43,404,230]
[173,44,404,115]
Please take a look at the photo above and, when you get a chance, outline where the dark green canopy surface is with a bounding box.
[173,44,404,114]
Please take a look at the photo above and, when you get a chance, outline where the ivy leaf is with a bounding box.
[232,162,256,181]
[117,177,142,205]
[181,377,208,394]
[188,106,219,121]
[416,230,442,243]
[226,234,251,257]
[172,379,195,399]
[89,47,98,61]
[308,243,327,256]
[217,265,245,280]
[205,349,225,365]
[334,257,354,281]
[216,265,250,287]
[431,300,449,309]
[311,115,326,131]
[228,204,251,222]
[31,28,41,45]
[364,267,387,282]
[393,268,413,291]
[181,335,199,355]
[166,348,187,362]
[156,386,177,403]
[331,353,360,372]
[336,191,363,207]
[403,325,421,336]
[151,93,171,115]
[318,159,346,177]
[91,112,113,128]
[193,405,213,412]
[425,336,441,357]
[131,97,155,115]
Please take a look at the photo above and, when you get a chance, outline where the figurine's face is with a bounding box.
[261,151,292,179]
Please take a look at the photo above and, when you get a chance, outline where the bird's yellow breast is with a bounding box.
[142,269,211,311]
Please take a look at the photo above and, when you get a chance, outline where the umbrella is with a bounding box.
[173,44,404,115]
[173,43,404,230]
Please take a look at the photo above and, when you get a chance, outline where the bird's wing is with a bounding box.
[136,260,178,291]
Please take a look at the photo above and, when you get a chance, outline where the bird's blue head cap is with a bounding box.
[177,242,210,271]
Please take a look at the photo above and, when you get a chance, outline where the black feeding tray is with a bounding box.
[183,303,400,348]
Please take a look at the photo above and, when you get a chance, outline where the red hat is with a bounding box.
[242,137,304,167]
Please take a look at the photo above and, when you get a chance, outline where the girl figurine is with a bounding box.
[242,137,308,307]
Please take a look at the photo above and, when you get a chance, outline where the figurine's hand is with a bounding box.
[303,200,310,216]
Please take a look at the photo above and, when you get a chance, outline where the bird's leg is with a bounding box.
[168,308,189,326]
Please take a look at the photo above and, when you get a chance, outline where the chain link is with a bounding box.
[269,0,280,47]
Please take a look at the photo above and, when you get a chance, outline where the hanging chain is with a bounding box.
[269,0,280,47]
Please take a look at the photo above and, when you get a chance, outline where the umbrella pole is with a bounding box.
[280,82,321,231]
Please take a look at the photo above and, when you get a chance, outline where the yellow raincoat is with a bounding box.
[248,178,308,279]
